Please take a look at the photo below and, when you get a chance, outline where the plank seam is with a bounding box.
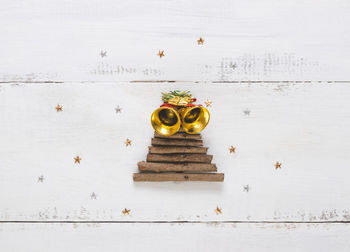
[0,221,349,224]
[1,81,350,84]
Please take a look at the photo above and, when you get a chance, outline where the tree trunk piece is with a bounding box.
[133,173,224,182]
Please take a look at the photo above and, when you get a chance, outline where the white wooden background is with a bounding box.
[1,0,350,251]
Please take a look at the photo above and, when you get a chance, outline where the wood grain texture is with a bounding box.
[138,161,217,172]
[154,131,201,140]
[151,138,204,146]
[133,172,224,182]
[148,146,208,154]
[0,0,350,82]
[147,153,213,163]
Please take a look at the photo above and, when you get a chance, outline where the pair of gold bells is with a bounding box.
[151,106,210,136]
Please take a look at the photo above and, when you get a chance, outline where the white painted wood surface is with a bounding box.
[1,82,350,250]
[1,0,350,250]
[0,0,350,82]
[0,82,349,222]
[1,223,350,252]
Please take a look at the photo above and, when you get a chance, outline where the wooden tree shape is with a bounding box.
[133,129,224,182]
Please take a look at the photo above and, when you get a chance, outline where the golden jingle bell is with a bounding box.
[151,107,181,136]
[151,106,210,136]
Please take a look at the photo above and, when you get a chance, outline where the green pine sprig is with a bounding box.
[161,90,192,102]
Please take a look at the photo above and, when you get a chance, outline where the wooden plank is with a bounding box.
[137,161,217,172]
[1,0,350,82]
[2,223,350,252]
[1,83,350,222]
[147,154,212,163]
[148,146,208,154]
[133,173,224,182]
[154,131,201,140]
[151,138,203,147]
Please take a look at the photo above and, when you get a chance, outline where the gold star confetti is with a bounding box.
[122,208,131,215]
[125,138,132,147]
[275,161,282,170]
[55,104,63,112]
[197,37,204,45]
[74,155,82,164]
[204,99,212,107]
[229,146,236,153]
[157,50,165,58]
[215,206,222,215]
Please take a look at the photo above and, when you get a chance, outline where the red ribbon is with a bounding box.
[160,103,202,108]
[160,103,174,108]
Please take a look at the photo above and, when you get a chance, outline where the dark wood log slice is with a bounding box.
[148,146,208,154]
[151,138,203,147]
[138,161,217,172]
[147,153,212,163]
[154,131,201,140]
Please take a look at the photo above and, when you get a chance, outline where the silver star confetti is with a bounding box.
[243,109,251,115]
[115,106,122,114]
[38,175,45,183]
[230,63,237,70]
[90,192,97,200]
[243,185,250,192]
[100,50,107,58]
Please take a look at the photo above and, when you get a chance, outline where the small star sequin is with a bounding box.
[229,146,236,153]
[243,185,250,192]
[74,155,82,164]
[100,50,107,58]
[115,105,122,114]
[38,175,44,183]
[125,138,132,147]
[215,206,222,215]
[157,50,165,58]
[90,192,97,200]
[243,109,251,115]
[55,104,63,112]
[275,161,282,170]
[197,37,204,45]
[122,208,131,215]
[204,99,212,107]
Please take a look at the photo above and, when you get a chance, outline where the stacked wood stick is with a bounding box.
[133,129,224,182]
